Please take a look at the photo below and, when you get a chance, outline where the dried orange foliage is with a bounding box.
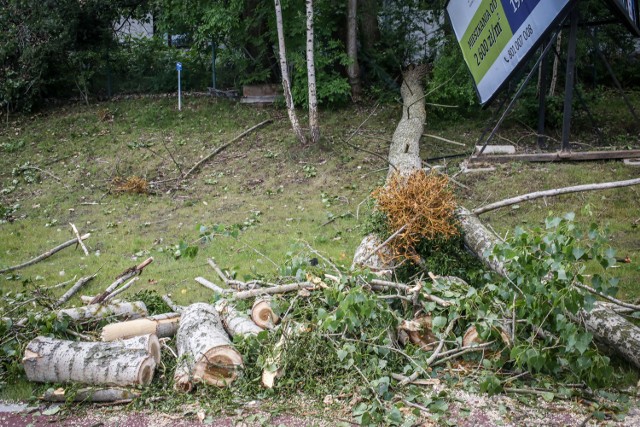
[372,170,458,260]
[112,176,149,194]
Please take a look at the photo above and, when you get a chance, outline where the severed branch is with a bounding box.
[103,277,139,302]
[573,282,640,312]
[370,278,452,307]
[473,178,640,216]
[181,119,272,181]
[69,223,89,256]
[162,294,183,313]
[56,274,97,307]
[232,282,316,300]
[207,258,230,285]
[195,277,233,294]
[0,233,90,274]
[90,257,153,305]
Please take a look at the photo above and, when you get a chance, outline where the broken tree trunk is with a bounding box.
[352,65,427,271]
[251,297,280,329]
[101,313,181,341]
[23,335,158,386]
[216,301,264,337]
[57,301,148,322]
[458,206,640,369]
[174,303,243,391]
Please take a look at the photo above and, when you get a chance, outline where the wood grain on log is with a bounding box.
[23,335,158,386]
[174,303,243,392]
[251,298,279,329]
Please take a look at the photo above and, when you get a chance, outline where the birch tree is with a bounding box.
[274,0,307,144]
[306,0,320,144]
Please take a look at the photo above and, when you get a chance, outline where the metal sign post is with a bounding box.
[176,62,182,111]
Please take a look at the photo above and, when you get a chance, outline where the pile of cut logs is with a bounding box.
[21,257,290,401]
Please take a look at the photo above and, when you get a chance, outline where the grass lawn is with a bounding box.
[1,91,639,403]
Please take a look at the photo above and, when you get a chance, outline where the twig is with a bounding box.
[69,223,89,256]
[358,225,407,265]
[232,282,315,300]
[573,282,640,311]
[423,133,466,147]
[474,178,640,215]
[431,342,494,366]
[206,258,230,285]
[161,137,183,176]
[195,276,232,294]
[181,119,272,180]
[0,233,90,274]
[300,241,342,278]
[56,275,97,307]
[341,137,397,172]
[371,278,451,307]
[89,257,153,304]
[344,103,379,144]
[162,295,183,313]
[19,165,64,183]
[104,277,139,302]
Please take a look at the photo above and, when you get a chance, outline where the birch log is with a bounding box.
[43,387,140,403]
[23,335,158,386]
[174,303,243,392]
[101,313,181,341]
[216,301,263,337]
[458,206,640,369]
[57,301,148,322]
[251,298,279,329]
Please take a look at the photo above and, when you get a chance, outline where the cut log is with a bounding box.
[23,335,158,386]
[101,313,181,341]
[216,301,263,337]
[251,298,279,329]
[57,301,148,322]
[174,303,243,392]
[42,387,140,403]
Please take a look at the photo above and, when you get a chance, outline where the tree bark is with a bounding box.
[359,0,380,53]
[251,297,280,329]
[232,282,315,300]
[174,303,243,392]
[347,0,362,101]
[42,387,140,403]
[578,304,640,369]
[57,301,148,322]
[101,313,181,341]
[274,0,307,144]
[216,301,264,337]
[306,0,320,144]
[23,335,158,386]
[90,257,153,305]
[352,66,427,271]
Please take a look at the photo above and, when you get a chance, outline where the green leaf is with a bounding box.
[336,349,348,361]
[386,406,403,425]
[572,247,585,260]
[541,392,555,402]
[432,316,447,329]
[42,406,61,416]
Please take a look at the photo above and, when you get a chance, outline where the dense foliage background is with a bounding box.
[1,0,638,115]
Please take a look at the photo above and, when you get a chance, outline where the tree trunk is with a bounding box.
[216,301,264,337]
[347,0,362,101]
[458,206,640,369]
[306,0,320,144]
[57,301,148,322]
[274,0,307,144]
[352,66,427,271]
[359,0,380,53]
[101,313,181,341]
[251,297,280,329]
[174,303,243,392]
[23,335,159,386]
[578,304,640,369]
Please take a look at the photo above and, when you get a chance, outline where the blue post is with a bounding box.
[176,62,182,111]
